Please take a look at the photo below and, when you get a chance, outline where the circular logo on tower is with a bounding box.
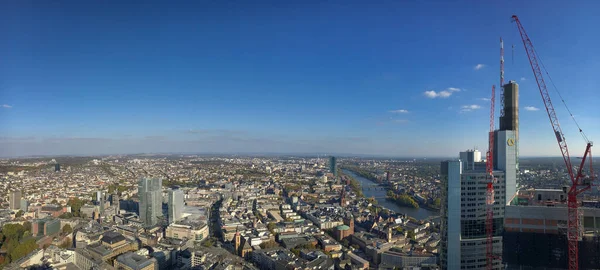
[507,138,515,146]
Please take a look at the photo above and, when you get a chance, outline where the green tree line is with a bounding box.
[386,191,419,209]
[0,223,38,266]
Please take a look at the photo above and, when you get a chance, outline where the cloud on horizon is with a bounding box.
[524,106,540,111]
[1,104,12,109]
[474,64,485,70]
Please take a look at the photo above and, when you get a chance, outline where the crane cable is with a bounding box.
[529,44,590,144]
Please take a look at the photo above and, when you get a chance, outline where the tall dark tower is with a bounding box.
[329,156,337,177]
[499,81,519,140]
[55,164,61,172]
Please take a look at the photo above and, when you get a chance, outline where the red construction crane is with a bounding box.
[512,15,594,270]
[485,84,496,270]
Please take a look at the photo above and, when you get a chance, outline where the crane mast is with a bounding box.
[500,38,505,118]
[485,85,496,270]
[512,15,593,270]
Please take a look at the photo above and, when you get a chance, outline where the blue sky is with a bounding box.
[1,1,599,157]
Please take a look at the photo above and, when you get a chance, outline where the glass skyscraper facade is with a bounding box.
[138,178,163,227]
[167,188,184,224]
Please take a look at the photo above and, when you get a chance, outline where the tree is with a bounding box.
[9,238,37,262]
[201,239,214,247]
[23,221,31,233]
[62,224,73,235]
[2,224,26,241]
[59,238,72,249]
[51,199,59,205]
[407,230,415,240]
[59,212,74,219]
[267,222,276,233]
[15,210,24,218]
[341,239,349,247]
[433,198,441,208]
[67,198,86,217]
[259,240,278,249]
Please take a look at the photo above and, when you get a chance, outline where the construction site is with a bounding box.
[501,15,600,270]
[441,15,599,270]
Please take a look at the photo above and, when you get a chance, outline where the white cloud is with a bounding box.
[480,98,491,101]
[389,109,408,113]
[1,104,12,109]
[524,106,540,111]
[520,77,526,81]
[447,87,461,92]
[474,64,485,70]
[424,90,452,99]
[461,104,482,112]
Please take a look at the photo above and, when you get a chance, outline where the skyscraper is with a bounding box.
[9,190,22,210]
[440,158,506,270]
[138,178,163,227]
[167,188,184,224]
[96,191,104,215]
[55,163,61,172]
[112,193,120,215]
[20,199,28,212]
[496,80,519,203]
[459,149,482,170]
[440,80,519,269]
[499,81,519,140]
[329,156,337,177]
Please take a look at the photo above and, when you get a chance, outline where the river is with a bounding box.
[343,169,439,221]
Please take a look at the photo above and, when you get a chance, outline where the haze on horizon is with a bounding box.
[1,1,599,158]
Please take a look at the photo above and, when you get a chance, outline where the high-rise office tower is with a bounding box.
[20,199,28,212]
[138,178,163,227]
[499,81,519,140]
[459,149,482,170]
[9,190,22,210]
[167,188,184,224]
[329,156,337,177]
[440,158,506,270]
[440,81,519,269]
[112,193,120,215]
[495,80,519,203]
[96,191,104,214]
[55,163,61,172]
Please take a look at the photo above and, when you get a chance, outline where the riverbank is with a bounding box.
[342,169,439,220]
[386,196,419,209]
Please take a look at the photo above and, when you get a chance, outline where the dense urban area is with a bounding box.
[0,154,595,269]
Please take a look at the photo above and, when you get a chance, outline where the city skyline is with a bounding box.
[1,1,599,158]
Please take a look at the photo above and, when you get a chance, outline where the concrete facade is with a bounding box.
[495,130,518,204]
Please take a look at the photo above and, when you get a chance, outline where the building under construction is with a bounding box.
[439,81,520,269]
[503,189,600,269]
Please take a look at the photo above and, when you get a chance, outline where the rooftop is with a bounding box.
[116,252,155,269]
[101,231,126,244]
